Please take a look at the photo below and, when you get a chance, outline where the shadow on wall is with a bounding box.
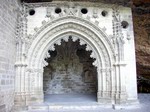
[137,76,150,93]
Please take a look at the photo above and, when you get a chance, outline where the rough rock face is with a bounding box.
[134,14,150,77]
[132,1,150,92]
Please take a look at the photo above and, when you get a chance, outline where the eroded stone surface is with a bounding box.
[0,0,19,112]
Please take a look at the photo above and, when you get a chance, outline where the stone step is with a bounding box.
[28,102,141,112]
[28,103,111,112]
[28,105,48,111]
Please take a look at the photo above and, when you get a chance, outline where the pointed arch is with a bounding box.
[28,16,114,69]
[25,16,115,103]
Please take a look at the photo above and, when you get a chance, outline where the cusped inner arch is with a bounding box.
[43,35,99,68]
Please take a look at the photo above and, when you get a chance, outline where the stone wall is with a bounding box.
[0,0,19,111]
[43,38,97,94]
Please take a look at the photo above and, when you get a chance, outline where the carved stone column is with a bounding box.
[15,41,27,107]
[25,68,44,104]
[112,6,127,104]
[97,68,112,103]
[15,3,28,108]
[97,68,102,102]
[113,63,127,104]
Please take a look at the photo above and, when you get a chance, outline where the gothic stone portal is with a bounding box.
[15,1,138,107]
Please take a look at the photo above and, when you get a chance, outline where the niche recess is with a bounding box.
[43,37,97,95]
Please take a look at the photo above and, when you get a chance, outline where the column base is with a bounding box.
[14,93,44,106]
[114,92,127,104]
[97,91,111,104]
[97,91,128,104]
[112,99,140,110]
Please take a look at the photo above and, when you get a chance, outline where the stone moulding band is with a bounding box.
[27,16,114,69]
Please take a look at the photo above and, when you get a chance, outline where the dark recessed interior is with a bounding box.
[101,10,108,17]
[29,9,35,15]
[55,8,62,14]
[81,8,88,14]
[121,21,129,29]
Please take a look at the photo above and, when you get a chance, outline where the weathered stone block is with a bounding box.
[0,0,18,111]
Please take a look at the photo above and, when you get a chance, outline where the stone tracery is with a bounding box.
[43,36,98,67]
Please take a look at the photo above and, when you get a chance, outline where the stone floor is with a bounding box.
[28,94,150,112]
[44,94,97,103]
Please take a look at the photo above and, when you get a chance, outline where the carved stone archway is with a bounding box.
[15,16,128,106]
[27,16,115,103]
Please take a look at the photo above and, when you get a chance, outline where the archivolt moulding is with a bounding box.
[28,16,114,52]
[27,16,114,71]
[43,35,98,67]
